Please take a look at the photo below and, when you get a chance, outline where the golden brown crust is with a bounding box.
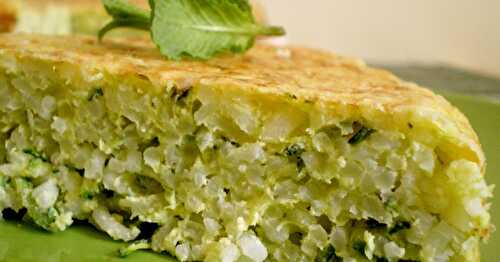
[0,33,485,173]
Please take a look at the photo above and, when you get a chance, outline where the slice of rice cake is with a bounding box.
[0,34,493,261]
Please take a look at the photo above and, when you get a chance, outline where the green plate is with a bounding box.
[0,221,173,262]
[0,95,499,262]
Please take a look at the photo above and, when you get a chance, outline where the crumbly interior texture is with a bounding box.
[0,59,493,262]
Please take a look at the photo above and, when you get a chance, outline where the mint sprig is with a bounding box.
[98,0,151,40]
[99,0,286,60]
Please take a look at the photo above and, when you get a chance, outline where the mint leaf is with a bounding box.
[149,0,285,59]
[99,0,285,60]
[348,126,376,145]
[23,148,49,162]
[388,220,412,234]
[98,0,151,40]
[88,88,104,101]
[352,241,367,257]
[315,245,341,262]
